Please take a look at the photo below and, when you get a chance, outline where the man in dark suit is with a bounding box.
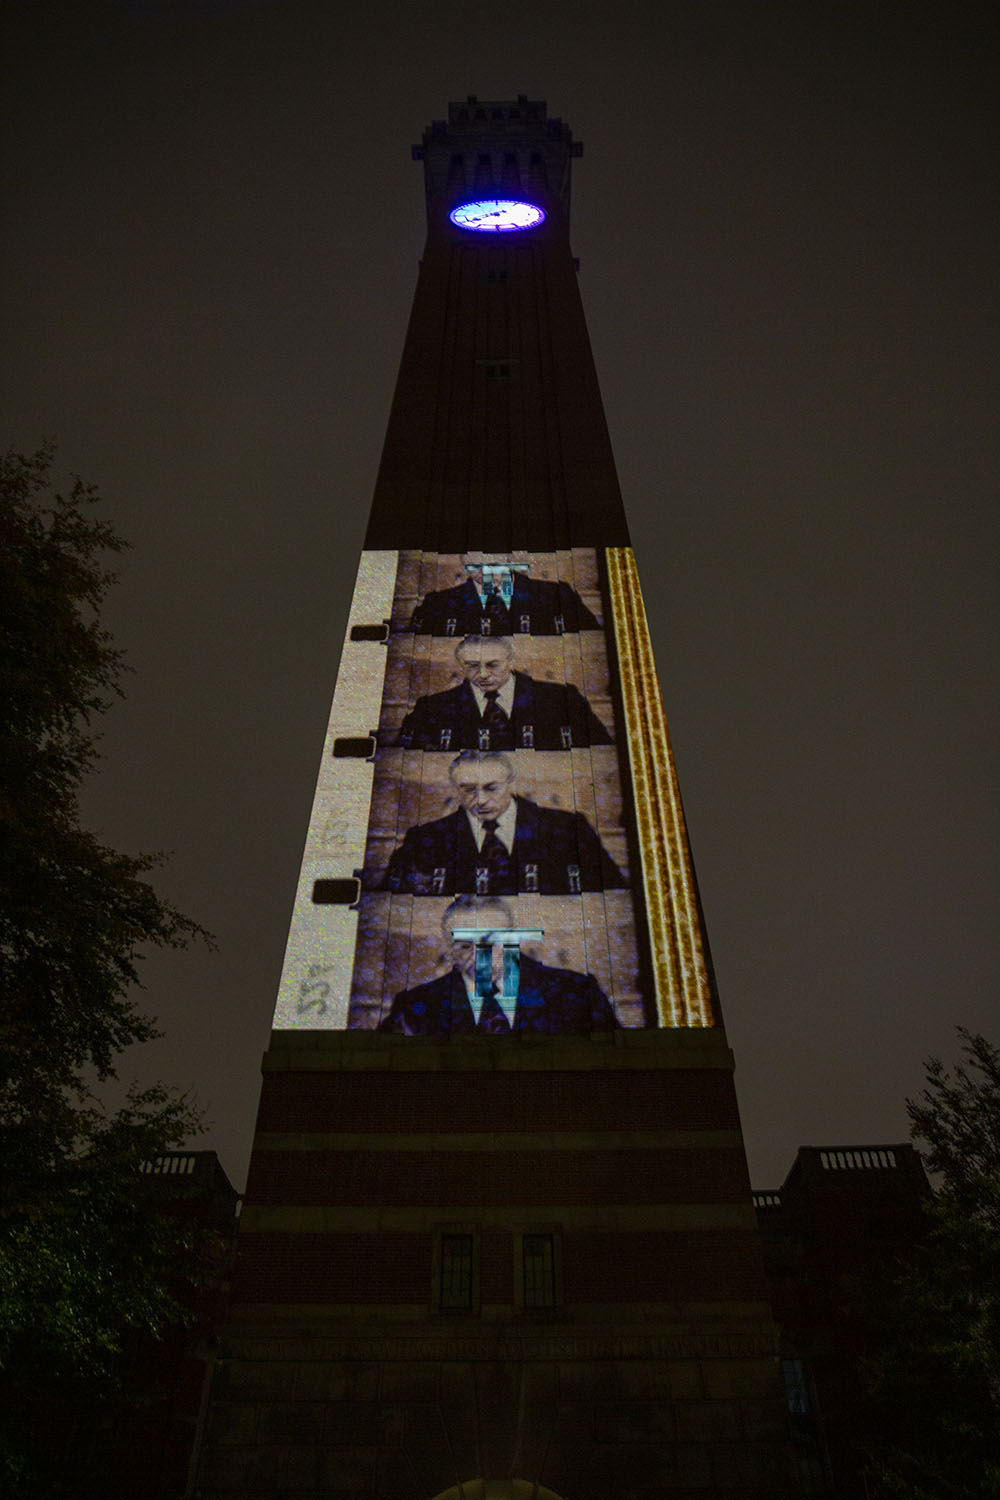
[377,896,619,1035]
[398,635,613,751]
[378,750,627,895]
[408,558,600,636]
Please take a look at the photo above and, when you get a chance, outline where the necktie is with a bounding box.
[480,689,513,748]
[482,689,508,728]
[477,983,512,1034]
[483,590,508,629]
[479,818,515,893]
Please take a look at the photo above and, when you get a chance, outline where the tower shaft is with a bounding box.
[368,102,625,551]
[199,98,795,1500]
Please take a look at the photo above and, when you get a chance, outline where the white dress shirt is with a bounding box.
[470,674,516,719]
[464,797,518,852]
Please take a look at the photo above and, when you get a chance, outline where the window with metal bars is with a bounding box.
[439,1234,473,1310]
[522,1233,556,1308]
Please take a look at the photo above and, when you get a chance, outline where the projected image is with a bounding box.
[397,550,602,636]
[375,895,618,1035]
[367,749,626,896]
[336,545,644,1032]
[348,891,643,1032]
[272,543,718,1032]
[396,634,613,752]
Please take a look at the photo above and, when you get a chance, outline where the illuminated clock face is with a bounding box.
[449,199,546,233]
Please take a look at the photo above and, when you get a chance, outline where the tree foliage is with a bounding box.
[0,446,212,1493]
[866,1030,1000,1498]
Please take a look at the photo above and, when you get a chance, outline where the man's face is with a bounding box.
[446,904,514,979]
[457,642,513,692]
[450,760,514,821]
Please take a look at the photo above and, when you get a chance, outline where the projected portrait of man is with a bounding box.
[408,556,600,636]
[398,635,613,751]
[376,896,619,1036]
[379,750,627,896]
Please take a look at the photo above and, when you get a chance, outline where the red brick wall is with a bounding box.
[233,1227,767,1306]
[245,1146,751,1207]
[254,1068,741,1136]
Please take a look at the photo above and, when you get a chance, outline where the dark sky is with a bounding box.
[3,0,997,1190]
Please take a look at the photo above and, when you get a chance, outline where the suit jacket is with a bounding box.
[408,576,600,636]
[378,796,627,895]
[398,671,613,752]
[377,954,619,1035]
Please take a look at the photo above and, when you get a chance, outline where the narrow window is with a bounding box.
[440,1234,473,1310]
[781,1358,810,1413]
[522,1233,556,1308]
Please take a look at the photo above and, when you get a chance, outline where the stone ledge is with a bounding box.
[250,1129,745,1152]
[215,1319,782,1364]
[238,1202,759,1234]
[262,1026,734,1074]
[221,1299,778,1340]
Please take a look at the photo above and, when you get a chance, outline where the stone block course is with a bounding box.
[673,1399,742,1445]
[379,1362,441,1402]
[700,1355,779,1400]
[293,1360,380,1402]
[244,1145,752,1209]
[323,1403,383,1446]
[283,1444,378,1490]
[203,1399,259,1446]
[667,1361,704,1400]
[198,1441,285,1491]
[737,1397,792,1441]
[255,1066,740,1139]
[709,1438,799,1490]
[257,1402,325,1445]
[594,1400,677,1443]
[220,1357,297,1400]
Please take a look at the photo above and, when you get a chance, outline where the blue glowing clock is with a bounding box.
[449,199,546,233]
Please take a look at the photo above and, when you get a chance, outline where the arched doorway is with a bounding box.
[429,1483,565,1500]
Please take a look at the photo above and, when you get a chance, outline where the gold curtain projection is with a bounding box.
[606,548,715,1027]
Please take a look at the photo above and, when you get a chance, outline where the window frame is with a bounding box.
[514,1226,562,1313]
[432,1224,480,1315]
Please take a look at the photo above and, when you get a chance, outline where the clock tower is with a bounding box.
[198,98,796,1499]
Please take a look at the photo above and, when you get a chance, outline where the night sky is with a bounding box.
[3,0,997,1190]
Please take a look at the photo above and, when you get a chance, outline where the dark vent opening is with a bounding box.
[312,878,360,906]
[332,736,376,759]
